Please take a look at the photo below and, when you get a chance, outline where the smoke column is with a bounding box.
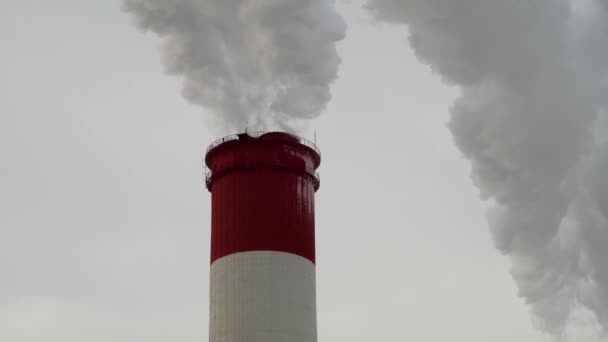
[367,0,608,337]
[122,0,346,131]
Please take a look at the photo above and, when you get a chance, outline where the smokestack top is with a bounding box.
[206,132,320,160]
[204,131,321,192]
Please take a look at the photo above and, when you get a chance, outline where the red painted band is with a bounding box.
[206,133,320,264]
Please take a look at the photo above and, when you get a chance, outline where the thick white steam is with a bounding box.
[123,0,346,131]
[367,0,608,337]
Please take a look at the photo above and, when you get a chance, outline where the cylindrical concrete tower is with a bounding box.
[205,132,321,342]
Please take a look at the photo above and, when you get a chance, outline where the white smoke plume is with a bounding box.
[122,0,346,131]
[367,0,608,337]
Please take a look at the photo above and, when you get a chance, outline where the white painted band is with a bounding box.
[209,251,317,342]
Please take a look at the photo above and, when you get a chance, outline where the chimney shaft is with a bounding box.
[205,132,321,342]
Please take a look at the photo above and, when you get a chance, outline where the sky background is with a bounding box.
[0,1,581,340]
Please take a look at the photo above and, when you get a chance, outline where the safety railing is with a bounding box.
[204,164,320,191]
[205,131,321,157]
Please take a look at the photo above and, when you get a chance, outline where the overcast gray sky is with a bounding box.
[2,1,599,341]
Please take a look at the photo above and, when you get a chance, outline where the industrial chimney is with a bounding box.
[205,132,321,342]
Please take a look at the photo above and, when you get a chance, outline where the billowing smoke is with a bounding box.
[122,0,346,131]
[367,0,608,337]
